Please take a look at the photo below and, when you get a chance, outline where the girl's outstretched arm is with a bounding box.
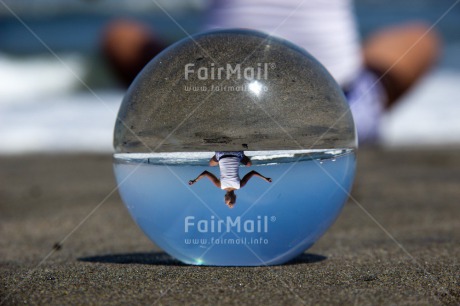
[189,170,221,188]
[241,155,252,166]
[209,155,219,166]
[240,170,272,188]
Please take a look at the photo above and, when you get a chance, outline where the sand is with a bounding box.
[1,148,459,305]
[114,30,354,153]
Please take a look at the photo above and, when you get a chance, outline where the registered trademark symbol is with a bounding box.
[270,216,276,222]
[270,63,276,69]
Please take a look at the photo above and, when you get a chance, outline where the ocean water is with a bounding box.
[113,149,356,266]
[2,66,459,153]
[0,1,459,153]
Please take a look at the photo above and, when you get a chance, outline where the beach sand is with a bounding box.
[1,148,459,305]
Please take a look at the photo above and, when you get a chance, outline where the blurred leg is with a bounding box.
[101,20,167,87]
[363,22,441,108]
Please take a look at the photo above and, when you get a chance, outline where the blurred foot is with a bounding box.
[363,22,441,108]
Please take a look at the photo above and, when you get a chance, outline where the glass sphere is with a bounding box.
[113,29,356,266]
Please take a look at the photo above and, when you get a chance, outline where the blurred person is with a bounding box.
[101,0,440,144]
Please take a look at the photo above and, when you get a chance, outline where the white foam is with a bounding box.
[0,91,123,154]
[114,149,328,160]
[381,70,460,147]
[1,59,460,154]
[0,53,85,104]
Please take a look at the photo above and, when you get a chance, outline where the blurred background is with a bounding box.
[0,0,459,154]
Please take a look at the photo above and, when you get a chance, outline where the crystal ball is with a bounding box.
[113,29,356,266]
